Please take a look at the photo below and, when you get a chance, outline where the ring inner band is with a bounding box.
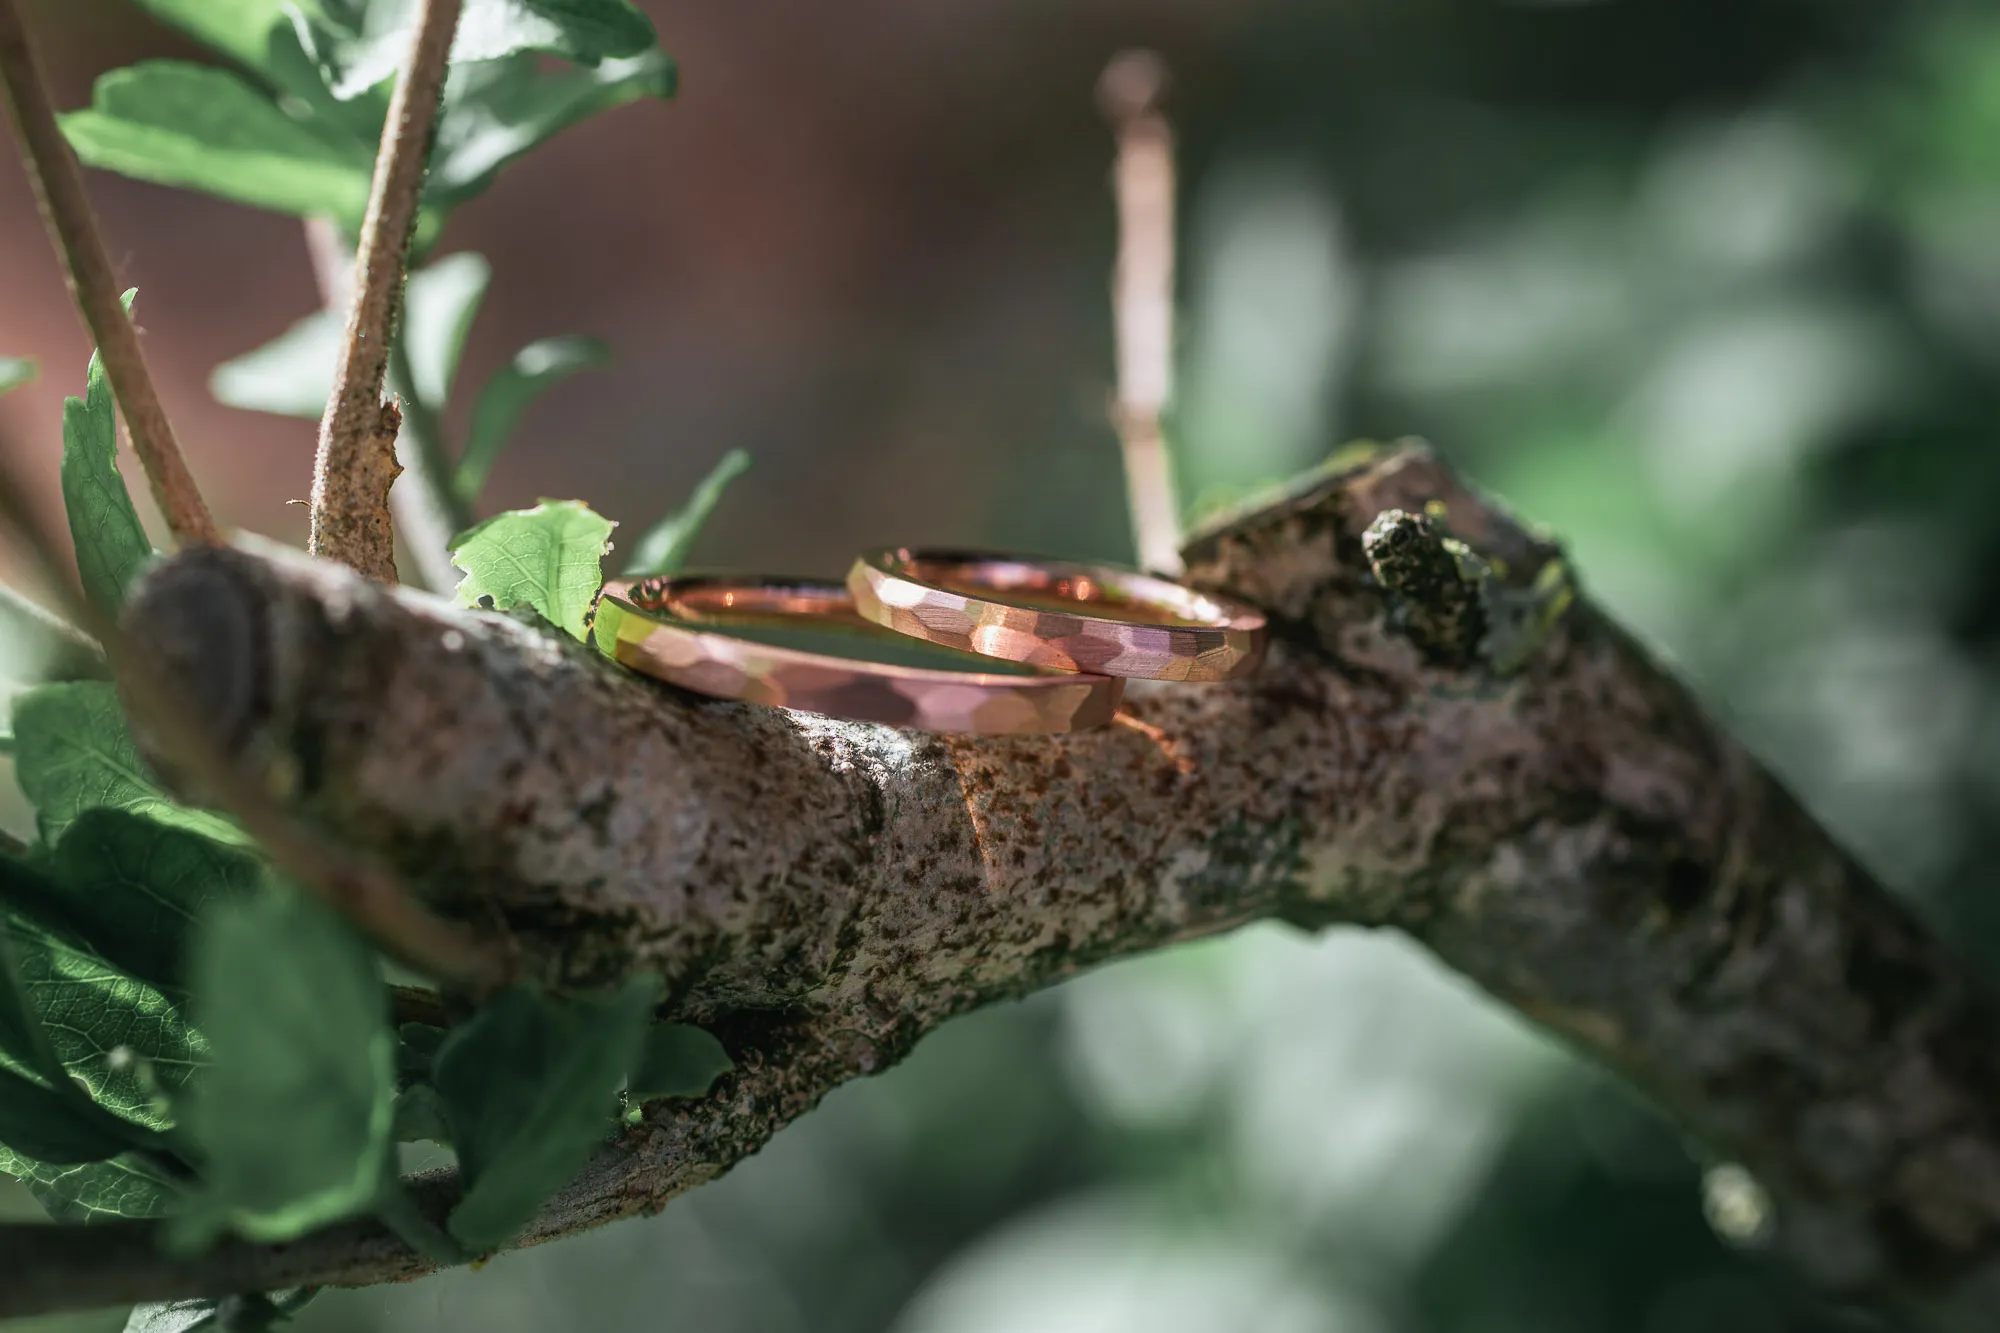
[617,577,1054,677]
[894,554,1224,628]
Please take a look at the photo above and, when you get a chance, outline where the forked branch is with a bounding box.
[0,425,508,995]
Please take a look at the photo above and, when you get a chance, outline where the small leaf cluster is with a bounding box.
[66,0,672,235]
[0,289,730,1333]
[67,0,739,570]
[6,2,758,1319]
[0,435,731,1308]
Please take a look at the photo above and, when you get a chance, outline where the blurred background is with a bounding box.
[5,0,1999,1328]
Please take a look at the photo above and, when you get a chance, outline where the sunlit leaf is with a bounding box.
[125,1289,317,1333]
[449,500,616,639]
[0,1142,183,1222]
[62,289,154,618]
[336,0,658,94]
[430,51,674,208]
[0,881,170,1159]
[622,450,751,577]
[60,62,375,226]
[436,979,656,1252]
[124,0,296,78]
[1,901,205,1133]
[456,335,610,503]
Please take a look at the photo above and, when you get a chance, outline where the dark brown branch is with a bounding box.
[5,445,1996,1326]
[0,0,219,547]
[308,0,462,581]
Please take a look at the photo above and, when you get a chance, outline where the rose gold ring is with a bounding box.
[846,549,1267,681]
[595,576,1124,734]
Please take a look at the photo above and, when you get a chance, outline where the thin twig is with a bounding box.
[309,0,464,581]
[0,429,508,992]
[0,0,219,548]
[304,218,463,592]
[1099,50,1183,577]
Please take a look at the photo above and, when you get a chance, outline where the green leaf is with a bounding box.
[60,62,375,226]
[0,356,34,397]
[0,1142,183,1221]
[449,500,616,640]
[337,0,657,93]
[0,898,146,1162]
[430,51,674,208]
[62,289,155,617]
[11,682,246,847]
[467,0,657,62]
[0,1066,131,1164]
[124,0,296,78]
[1,901,205,1133]
[125,1290,317,1333]
[40,809,266,991]
[209,308,339,420]
[622,450,751,577]
[0,1072,118,1167]
[170,888,395,1249]
[457,336,610,503]
[212,254,492,422]
[627,1023,731,1103]
[391,1083,453,1144]
[402,251,493,410]
[435,979,656,1252]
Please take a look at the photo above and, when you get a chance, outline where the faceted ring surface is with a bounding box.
[596,576,1124,734]
[846,548,1267,682]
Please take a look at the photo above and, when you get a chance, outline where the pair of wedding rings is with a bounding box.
[593,548,1268,735]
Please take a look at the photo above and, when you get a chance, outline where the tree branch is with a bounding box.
[1099,50,1183,577]
[0,0,219,548]
[308,0,462,581]
[303,218,465,593]
[0,424,508,997]
[6,444,1996,1326]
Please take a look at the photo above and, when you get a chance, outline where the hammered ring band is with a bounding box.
[597,550,1267,736]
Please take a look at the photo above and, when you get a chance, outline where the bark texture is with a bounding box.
[8,445,1995,1326]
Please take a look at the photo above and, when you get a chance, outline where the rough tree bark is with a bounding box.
[6,444,1997,1328]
